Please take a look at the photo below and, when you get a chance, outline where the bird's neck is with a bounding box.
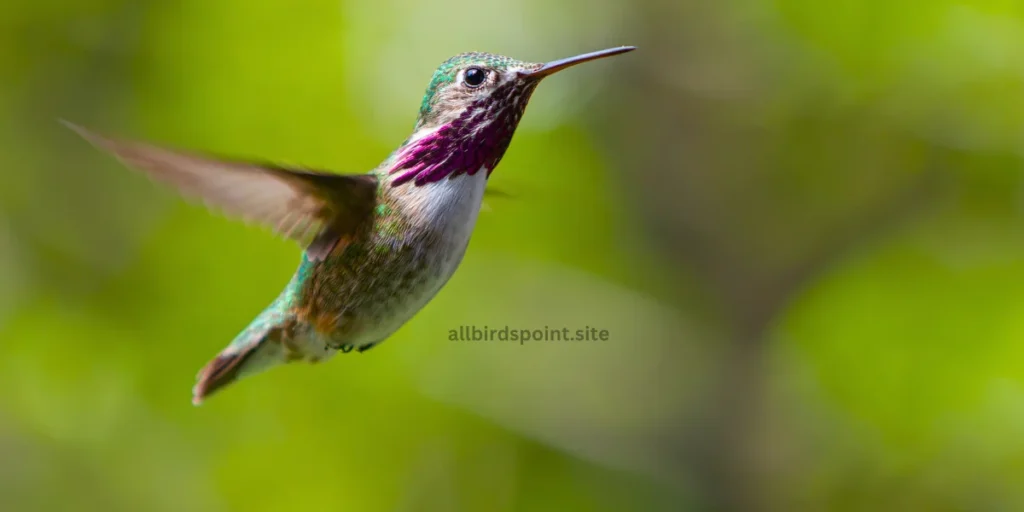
[374,146,491,232]
[382,121,502,187]
[385,83,536,187]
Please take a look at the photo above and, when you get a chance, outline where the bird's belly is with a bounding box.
[297,171,488,350]
[352,246,466,344]
[347,236,472,344]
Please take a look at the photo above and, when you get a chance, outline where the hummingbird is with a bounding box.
[65,46,635,405]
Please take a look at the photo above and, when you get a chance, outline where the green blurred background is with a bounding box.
[2,0,1024,510]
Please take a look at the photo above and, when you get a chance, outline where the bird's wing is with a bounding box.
[483,187,514,199]
[64,121,378,261]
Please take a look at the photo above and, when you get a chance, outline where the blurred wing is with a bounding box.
[481,186,516,212]
[484,187,514,200]
[65,121,378,261]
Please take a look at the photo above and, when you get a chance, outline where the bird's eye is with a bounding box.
[463,67,487,87]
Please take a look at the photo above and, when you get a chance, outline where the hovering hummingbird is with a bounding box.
[65,46,635,404]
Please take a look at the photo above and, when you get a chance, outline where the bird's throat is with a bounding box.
[388,81,537,187]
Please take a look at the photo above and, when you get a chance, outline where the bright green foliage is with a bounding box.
[2,0,1024,511]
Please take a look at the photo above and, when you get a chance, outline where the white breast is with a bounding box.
[391,168,488,269]
[353,170,489,345]
[415,169,488,250]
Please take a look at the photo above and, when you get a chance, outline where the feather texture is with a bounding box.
[64,121,377,260]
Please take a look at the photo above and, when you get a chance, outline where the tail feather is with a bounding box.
[192,323,289,405]
[192,344,260,405]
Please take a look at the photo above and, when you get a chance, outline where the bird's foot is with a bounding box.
[326,342,377,354]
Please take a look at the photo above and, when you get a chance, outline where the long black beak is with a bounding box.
[518,46,636,79]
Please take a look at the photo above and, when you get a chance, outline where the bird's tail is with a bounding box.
[191,310,303,405]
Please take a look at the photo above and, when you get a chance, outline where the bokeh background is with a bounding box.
[2,0,1024,510]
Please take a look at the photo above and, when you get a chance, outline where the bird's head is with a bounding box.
[388,47,635,186]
